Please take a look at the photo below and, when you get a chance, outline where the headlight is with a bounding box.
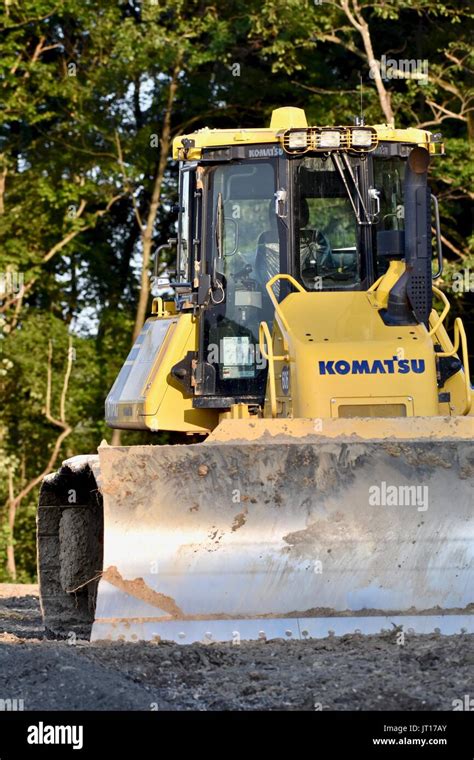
[318,130,341,148]
[288,130,308,149]
[351,129,373,147]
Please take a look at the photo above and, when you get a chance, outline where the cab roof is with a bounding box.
[172,106,439,160]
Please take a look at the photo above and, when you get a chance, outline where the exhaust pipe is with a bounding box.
[385,147,431,326]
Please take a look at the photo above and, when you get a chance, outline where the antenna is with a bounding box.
[354,74,365,127]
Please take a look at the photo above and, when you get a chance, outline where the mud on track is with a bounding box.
[0,586,472,711]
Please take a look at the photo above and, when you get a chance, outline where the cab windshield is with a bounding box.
[293,156,364,290]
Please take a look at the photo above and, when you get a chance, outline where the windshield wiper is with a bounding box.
[331,153,372,225]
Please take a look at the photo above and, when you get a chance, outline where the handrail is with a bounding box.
[367,273,385,292]
[151,297,167,316]
[430,287,471,414]
[260,274,301,417]
[265,273,305,334]
[258,320,288,418]
[456,318,472,414]
[436,317,472,414]
[429,285,450,336]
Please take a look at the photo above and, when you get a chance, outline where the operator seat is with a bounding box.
[299,198,333,287]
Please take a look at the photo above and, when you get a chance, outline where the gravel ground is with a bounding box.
[0,585,472,711]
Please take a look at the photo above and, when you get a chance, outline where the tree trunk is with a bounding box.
[358,21,394,125]
[132,61,181,343]
[340,0,394,126]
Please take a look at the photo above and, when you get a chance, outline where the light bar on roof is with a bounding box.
[351,129,373,147]
[318,130,341,148]
[282,126,377,153]
[287,130,308,149]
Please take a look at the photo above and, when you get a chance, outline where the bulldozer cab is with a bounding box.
[173,123,435,411]
[105,108,471,432]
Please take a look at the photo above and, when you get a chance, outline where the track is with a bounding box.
[0,586,473,711]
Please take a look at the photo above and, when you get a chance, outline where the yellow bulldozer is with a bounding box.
[37,107,473,643]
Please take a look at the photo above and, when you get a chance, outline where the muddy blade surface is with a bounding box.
[92,437,474,642]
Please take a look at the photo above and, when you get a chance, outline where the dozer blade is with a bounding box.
[91,418,474,643]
